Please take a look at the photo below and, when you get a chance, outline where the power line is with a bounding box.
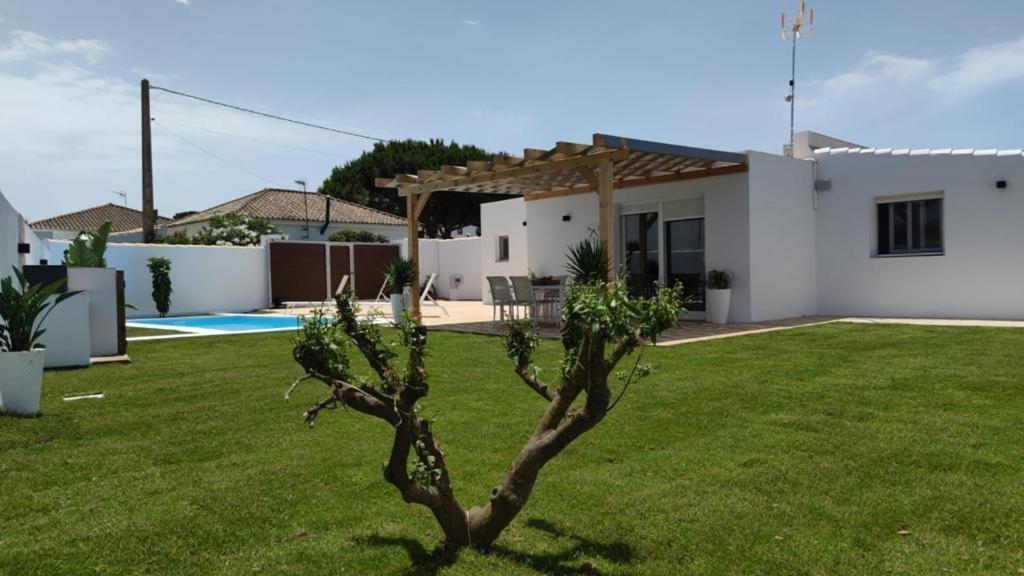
[152,119,284,187]
[150,84,386,143]
[153,119,351,158]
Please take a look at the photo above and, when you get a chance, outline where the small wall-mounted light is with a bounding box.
[40,259,48,265]
[814,179,832,192]
[562,214,572,222]
[522,220,527,227]
[17,243,30,254]
[996,180,1008,190]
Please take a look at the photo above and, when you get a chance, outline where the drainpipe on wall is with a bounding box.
[320,195,332,236]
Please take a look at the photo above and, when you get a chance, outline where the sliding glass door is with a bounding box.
[665,217,705,312]
[622,212,659,298]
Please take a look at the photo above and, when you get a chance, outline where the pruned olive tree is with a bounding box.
[287,247,681,550]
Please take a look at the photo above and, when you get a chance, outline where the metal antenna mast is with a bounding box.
[781,1,815,156]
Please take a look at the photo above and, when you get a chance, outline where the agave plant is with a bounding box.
[384,257,415,295]
[65,221,112,268]
[0,267,80,352]
[565,238,609,284]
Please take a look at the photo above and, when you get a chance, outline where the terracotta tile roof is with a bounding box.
[169,188,406,227]
[30,203,172,233]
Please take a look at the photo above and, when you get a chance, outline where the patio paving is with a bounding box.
[279,300,839,345]
[431,314,840,346]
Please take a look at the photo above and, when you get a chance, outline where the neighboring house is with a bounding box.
[163,188,407,242]
[30,203,172,242]
[477,131,1024,321]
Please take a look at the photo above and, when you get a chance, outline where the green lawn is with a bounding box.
[125,326,183,338]
[2,324,1023,575]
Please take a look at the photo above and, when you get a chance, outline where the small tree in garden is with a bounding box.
[287,240,682,551]
[193,213,279,246]
[146,257,172,317]
[328,229,390,243]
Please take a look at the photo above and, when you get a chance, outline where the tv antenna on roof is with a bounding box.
[781,1,815,156]
[113,190,127,208]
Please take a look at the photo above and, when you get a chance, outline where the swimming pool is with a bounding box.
[127,314,306,336]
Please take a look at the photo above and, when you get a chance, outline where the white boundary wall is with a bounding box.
[53,241,269,319]
[417,237,482,300]
[396,237,483,300]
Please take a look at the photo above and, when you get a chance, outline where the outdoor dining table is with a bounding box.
[531,283,565,326]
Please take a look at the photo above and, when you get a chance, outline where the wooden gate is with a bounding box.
[269,241,400,304]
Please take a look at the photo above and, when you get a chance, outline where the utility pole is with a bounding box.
[295,179,309,239]
[141,79,155,242]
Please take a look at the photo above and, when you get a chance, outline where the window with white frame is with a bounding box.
[496,235,510,262]
[876,196,943,256]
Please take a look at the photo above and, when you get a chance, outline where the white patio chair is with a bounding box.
[419,273,449,316]
[284,275,348,314]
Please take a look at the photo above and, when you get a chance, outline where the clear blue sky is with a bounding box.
[2,0,1023,221]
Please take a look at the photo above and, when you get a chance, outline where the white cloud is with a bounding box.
[0,31,380,221]
[0,30,111,65]
[805,36,1024,113]
[462,19,481,26]
[928,36,1024,97]
[175,0,191,5]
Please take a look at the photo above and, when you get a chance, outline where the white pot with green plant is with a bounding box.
[385,257,414,325]
[0,267,79,416]
[706,269,732,324]
[65,221,120,356]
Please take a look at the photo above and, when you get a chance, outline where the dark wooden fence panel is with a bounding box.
[352,244,400,299]
[269,242,326,304]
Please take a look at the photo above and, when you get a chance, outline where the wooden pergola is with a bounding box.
[375,133,748,318]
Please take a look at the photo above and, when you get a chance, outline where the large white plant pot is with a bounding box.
[706,289,732,324]
[0,350,45,417]
[68,267,119,357]
[390,293,408,325]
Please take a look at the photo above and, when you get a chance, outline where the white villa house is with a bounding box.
[476,131,1024,322]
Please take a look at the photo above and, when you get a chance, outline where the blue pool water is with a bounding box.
[129,314,305,333]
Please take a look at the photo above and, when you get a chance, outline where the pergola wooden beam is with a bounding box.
[396,147,629,196]
[381,134,749,319]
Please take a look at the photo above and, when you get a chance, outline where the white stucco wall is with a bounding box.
[481,198,529,304]
[524,193,596,279]
[0,189,23,279]
[746,152,817,321]
[54,241,270,319]
[418,237,482,300]
[814,152,1024,320]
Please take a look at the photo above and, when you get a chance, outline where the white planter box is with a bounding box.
[68,267,119,357]
[0,349,45,416]
[37,292,92,368]
[706,288,732,324]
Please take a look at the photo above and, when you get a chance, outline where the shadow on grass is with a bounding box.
[355,517,635,575]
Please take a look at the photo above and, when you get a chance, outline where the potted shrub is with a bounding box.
[65,221,120,356]
[384,258,414,324]
[0,267,79,416]
[706,269,732,324]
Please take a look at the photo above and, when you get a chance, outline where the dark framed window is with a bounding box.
[876,197,943,256]
[496,235,510,262]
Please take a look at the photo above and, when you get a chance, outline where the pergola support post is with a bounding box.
[597,158,615,279]
[407,194,421,320]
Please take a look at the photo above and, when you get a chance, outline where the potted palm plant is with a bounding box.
[706,269,732,324]
[385,257,414,325]
[0,267,78,416]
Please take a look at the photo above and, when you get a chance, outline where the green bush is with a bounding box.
[65,221,112,267]
[152,231,193,245]
[146,257,172,317]
[193,213,279,246]
[328,229,390,243]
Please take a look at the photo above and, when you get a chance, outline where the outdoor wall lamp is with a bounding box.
[562,214,572,222]
[996,180,1008,190]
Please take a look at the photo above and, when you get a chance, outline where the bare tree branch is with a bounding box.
[514,366,554,401]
